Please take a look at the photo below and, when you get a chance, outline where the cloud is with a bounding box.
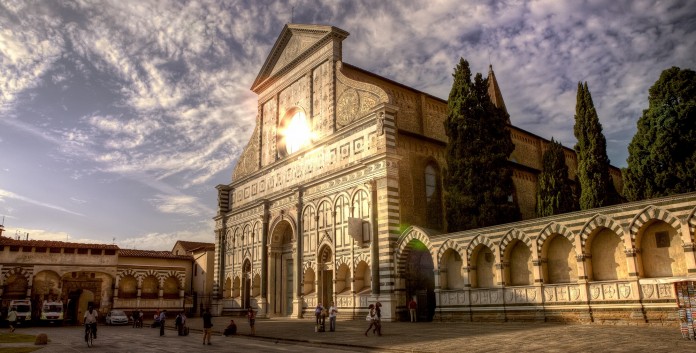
[147,194,212,217]
[0,1,64,111]
[0,188,85,217]
[1,226,110,245]
[118,226,214,251]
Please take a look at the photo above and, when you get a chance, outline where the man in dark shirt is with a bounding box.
[158,310,167,336]
[203,308,213,345]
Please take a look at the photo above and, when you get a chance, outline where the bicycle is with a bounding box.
[85,323,96,347]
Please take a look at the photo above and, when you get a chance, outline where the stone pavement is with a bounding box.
[3,317,695,352]
[177,316,695,352]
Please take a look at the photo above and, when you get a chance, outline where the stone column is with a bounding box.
[367,179,380,295]
[681,221,696,273]
[293,188,304,318]
[260,201,269,316]
[113,276,120,299]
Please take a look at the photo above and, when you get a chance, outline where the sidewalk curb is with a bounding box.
[184,326,425,353]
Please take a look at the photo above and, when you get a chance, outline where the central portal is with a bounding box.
[269,220,295,317]
[317,245,333,307]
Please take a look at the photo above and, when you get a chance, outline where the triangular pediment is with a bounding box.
[251,24,348,92]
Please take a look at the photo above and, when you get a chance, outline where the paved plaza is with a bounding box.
[3,317,695,352]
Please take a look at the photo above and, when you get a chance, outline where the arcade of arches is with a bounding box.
[216,192,696,323]
[0,242,201,322]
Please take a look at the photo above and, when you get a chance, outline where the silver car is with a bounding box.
[105,310,129,325]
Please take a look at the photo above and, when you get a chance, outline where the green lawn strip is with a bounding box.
[0,333,36,343]
[0,348,41,353]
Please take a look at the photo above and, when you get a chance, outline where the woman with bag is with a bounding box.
[364,304,376,336]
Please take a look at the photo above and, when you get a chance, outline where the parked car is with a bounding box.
[105,310,129,325]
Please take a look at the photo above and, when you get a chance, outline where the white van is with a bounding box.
[9,299,32,325]
[40,300,63,325]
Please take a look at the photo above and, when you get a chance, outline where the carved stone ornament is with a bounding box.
[335,61,390,129]
[336,89,360,127]
[232,123,260,181]
[641,284,654,298]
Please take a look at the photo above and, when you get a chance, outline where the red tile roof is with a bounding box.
[0,236,119,250]
[118,249,192,260]
[173,240,215,252]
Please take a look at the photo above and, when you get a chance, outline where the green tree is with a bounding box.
[536,139,578,217]
[573,82,617,209]
[444,58,520,231]
[623,67,696,201]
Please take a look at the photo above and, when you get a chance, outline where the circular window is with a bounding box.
[279,108,311,156]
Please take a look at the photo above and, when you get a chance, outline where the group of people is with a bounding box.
[313,302,338,332]
[131,309,144,328]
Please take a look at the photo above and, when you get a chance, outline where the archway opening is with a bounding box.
[317,245,333,307]
[242,260,252,309]
[403,239,435,322]
[269,220,295,316]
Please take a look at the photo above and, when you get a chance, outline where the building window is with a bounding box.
[278,108,311,157]
[655,231,670,248]
[424,162,443,230]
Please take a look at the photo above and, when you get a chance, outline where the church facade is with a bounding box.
[213,24,696,323]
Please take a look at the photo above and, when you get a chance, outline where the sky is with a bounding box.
[0,0,694,250]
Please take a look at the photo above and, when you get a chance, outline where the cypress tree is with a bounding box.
[623,67,696,201]
[536,138,578,217]
[444,58,520,232]
[573,82,617,209]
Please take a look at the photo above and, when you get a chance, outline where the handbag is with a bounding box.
[366,313,372,321]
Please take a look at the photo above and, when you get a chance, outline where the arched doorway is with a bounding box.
[61,272,105,325]
[403,240,435,322]
[317,244,333,306]
[269,220,294,316]
[242,260,251,309]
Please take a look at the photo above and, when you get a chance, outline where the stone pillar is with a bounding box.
[113,276,120,299]
[575,254,592,323]
[367,179,380,295]
[293,188,304,318]
[260,201,269,316]
[681,221,696,273]
[625,248,640,278]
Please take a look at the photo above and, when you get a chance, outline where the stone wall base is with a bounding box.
[432,306,681,326]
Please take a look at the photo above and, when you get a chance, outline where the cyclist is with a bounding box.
[84,305,98,342]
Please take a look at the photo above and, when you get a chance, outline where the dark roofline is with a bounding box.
[342,63,622,173]
[119,248,192,260]
[0,236,119,250]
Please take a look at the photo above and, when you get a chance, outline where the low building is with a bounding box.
[172,241,215,315]
[0,233,214,323]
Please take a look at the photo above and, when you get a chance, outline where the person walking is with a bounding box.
[132,310,140,328]
[314,303,324,330]
[328,302,338,332]
[247,307,256,336]
[202,308,213,345]
[408,297,418,322]
[175,312,183,336]
[158,310,167,336]
[364,304,376,336]
[374,302,382,336]
[6,307,17,333]
[179,312,187,335]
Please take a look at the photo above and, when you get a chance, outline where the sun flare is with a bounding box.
[283,111,311,154]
